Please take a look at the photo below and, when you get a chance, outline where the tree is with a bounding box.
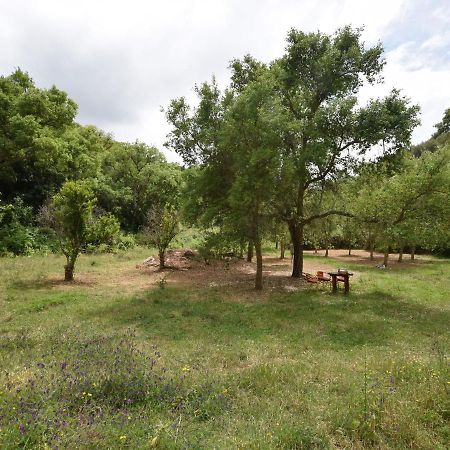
[41,181,95,281]
[0,69,78,209]
[433,107,450,138]
[272,27,420,277]
[97,142,181,231]
[167,65,280,289]
[412,107,450,157]
[221,71,284,289]
[166,27,420,282]
[143,204,180,269]
[349,146,450,266]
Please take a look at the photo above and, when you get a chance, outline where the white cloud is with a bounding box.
[1,0,449,161]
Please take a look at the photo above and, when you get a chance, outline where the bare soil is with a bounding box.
[45,248,431,297]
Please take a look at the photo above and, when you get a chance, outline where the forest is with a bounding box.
[1,27,449,449]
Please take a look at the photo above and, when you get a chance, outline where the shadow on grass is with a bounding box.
[9,276,96,291]
[82,284,450,350]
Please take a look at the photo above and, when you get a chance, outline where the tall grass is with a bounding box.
[0,249,449,448]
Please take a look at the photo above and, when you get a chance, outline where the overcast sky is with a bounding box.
[1,0,449,161]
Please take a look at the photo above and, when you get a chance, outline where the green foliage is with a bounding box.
[197,229,244,260]
[433,107,450,137]
[97,142,181,231]
[347,145,450,261]
[0,69,78,207]
[41,180,96,279]
[412,106,450,157]
[85,213,123,253]
[142,204,180,268]
[166,26,420,280]
[0,198,58,256]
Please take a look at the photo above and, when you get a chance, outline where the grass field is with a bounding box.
[0,248,449,449]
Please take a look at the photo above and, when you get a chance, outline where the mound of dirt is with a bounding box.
[138,249,201,270]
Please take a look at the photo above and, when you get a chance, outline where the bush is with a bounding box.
[0,198,58,255]
[85,214,135,253]
[197,230,244,261]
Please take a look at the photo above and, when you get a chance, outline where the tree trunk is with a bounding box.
[369,242,374,261]
[314,248,318,254]
[64,256,76,281]
[411,246,415,260]
[158,250,165,269]
[280,241,285,260]
[383,249,389,267]
[348,246,352,256]
[247,241,253,262]
[255,240,263,290]
[275,241,278,249]
[398,247,404,262]
[289,222,303,278]
[325,246,329,257]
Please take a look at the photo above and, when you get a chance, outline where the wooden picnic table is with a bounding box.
[328,271,353,293]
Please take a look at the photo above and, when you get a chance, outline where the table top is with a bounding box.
[328,271,354,276]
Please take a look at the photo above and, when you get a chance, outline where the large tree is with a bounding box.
[0,69,78,208]
[272,27,420,276]
[165,27,420,280]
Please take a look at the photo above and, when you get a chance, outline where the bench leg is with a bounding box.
[344,276,350,294]
[332,276,337,293]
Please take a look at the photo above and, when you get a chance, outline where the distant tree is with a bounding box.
[349,147,450,266]
[412,107,450,157]
[143,204,180,269]
[97,142,181,231]
[85,213,122,253]
[433,107,450,137]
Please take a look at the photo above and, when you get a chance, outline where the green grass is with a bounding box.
[0,249,449,449]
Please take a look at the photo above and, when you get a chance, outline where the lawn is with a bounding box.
[0,248,449,449]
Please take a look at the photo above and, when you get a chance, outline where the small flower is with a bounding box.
[119,435,127,440]
[182,366,190,372]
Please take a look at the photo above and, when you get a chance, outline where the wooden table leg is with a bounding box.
[332,275,337,293]
[344,275,349,294]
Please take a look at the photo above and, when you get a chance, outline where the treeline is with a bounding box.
[0,69,183,262]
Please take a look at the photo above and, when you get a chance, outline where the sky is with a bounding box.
[1,0,449,162]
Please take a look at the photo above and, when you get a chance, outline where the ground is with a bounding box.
[0,247,448,449]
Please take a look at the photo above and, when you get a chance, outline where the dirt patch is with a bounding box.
[134,254,339,299]
[41,248,428,298]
